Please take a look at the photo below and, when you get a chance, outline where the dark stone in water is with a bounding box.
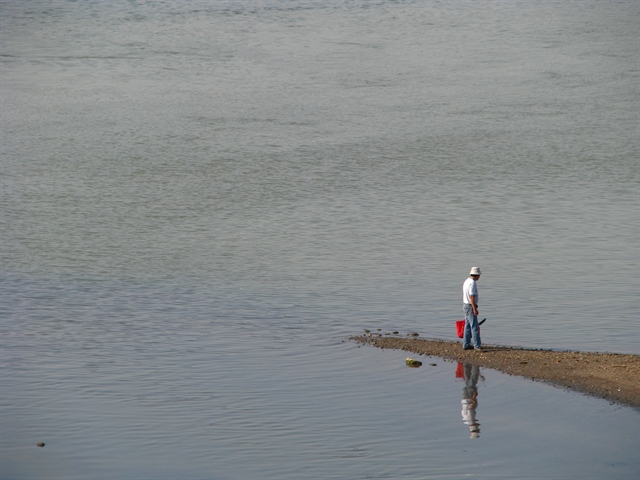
[409,332,419,337]
[364,329,370,333]
[429,363,437,366]
[406,358,422,367]
[37,442,45,447]
[393,331,399,334]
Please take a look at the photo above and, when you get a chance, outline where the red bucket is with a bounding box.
[456,320,465,338]
[456,320,482,338]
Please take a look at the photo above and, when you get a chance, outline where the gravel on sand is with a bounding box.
[351,335,640,408]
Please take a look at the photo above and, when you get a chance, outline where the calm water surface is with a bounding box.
[1,0,638,478]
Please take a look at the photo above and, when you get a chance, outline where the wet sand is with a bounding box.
[351,334,640,408]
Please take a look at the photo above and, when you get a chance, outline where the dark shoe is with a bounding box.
[463,346,474,350]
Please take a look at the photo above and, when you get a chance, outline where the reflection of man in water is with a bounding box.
[460,363,481,439]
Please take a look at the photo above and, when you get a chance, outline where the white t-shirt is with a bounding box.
[461,399,477,425]
[463,277,478,305]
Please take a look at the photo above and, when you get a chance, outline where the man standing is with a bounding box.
[463,267,482,351]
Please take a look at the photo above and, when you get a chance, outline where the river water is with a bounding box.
[1,1,638,478]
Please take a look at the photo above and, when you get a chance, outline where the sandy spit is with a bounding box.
[351,335,640,408]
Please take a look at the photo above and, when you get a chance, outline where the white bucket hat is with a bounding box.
[470,267,481,276]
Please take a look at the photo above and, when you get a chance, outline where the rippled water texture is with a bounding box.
[1,0,638,478]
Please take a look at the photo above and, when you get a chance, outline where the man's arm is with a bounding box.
[469,295,478,316]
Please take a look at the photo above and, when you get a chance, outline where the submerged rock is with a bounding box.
[37,442,45,447]
[406,358,422,367]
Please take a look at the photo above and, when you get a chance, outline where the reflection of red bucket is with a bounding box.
[455,362,464,378]
[456,320,480,338]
